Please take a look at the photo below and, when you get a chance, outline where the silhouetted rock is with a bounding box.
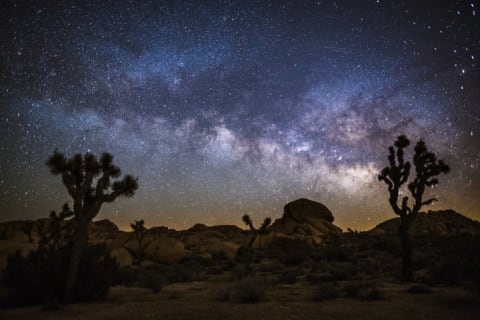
[370,210,480,236]
[0,241,38,268]
[0,220,33,242]
[269,198,342,245]
[111,247,133,267]
[144,236,186,264]
[180,224,245,259]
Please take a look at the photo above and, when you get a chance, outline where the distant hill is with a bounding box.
[369,210,480,236]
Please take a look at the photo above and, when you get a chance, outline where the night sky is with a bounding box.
[1,0,479,230]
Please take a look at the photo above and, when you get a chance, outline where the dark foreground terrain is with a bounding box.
[1,201,479,319]
[1,280,479,320]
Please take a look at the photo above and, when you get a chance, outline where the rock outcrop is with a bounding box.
[110,247,133,267]
[269,198,343,245]
[180,224,245,259]
[144,236,186,264]
[370,210,480,236]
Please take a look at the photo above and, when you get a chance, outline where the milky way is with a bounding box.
[1,0,479,230]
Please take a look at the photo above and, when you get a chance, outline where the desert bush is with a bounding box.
[212,284,232,301]
[231,277,267,304]
[258,260,284,273]
[232,263,255,280]
[236,246,254,264]
[206,265,224,275]
[278,269,302,284]
[319,244,354,262]
[170,264,199,282]
[343,281,385,301]
[118,266,166,293]
[426,235,480,285]
[74,244,119,300]
[267,238,312,266]
[429,258,467,284]
[306,272,334,284]
[312,282,341,301]
[326,262,357,281]
[1,243,118,307]
[406,284,433,294]
[370,236,402,256]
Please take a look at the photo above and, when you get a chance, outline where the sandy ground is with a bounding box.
[1,281,479,320]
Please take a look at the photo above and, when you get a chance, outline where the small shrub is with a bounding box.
[326,262,357,281]
[118,267,166,293]
[258,260,284,273]
[313,282,341,301]
[232,277,266,304]
[320,244,354,262]
[232,263,255,280]
[170,264,198,282]
[213,285,232,301]
[279,269,300,284]
[206,265,224,275]
[267,238,312,266]
[429,255,480,285]
[75,244,119,300]
[168,291,180,299]
[236,246,254,264]
[406,284,433,294]
[370,236,402,256]
[343,281,385,301]
[307,272,334,284]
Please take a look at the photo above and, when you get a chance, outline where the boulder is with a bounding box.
[144,236,186,264]
[111,247,133,267]
[109,231,132,250]
[270,198,343,242]
[284,198,335,223]
[140,259,155,268]
[0,221,33,242]
[88,219,119,241]
[204,240,240,259]
[0,241,38,268]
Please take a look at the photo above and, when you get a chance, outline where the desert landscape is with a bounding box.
[2,0,480,319]
[1,198,479,319]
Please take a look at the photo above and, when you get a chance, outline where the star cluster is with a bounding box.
[1,0,479,230]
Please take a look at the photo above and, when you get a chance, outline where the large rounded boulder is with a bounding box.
[269,198,342,244]
[144,236,186,264]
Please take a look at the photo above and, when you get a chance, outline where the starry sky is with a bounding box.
[1,0,479,231]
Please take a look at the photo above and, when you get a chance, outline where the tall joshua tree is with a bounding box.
[378,135,449,281]
[242,214,272,251]
[46,150,138,302]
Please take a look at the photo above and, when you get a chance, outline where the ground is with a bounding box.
[1,278,479,320]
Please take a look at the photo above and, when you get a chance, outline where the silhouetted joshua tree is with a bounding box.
[46,150,138,302]
[378,135,449,281]
[130,219,147,263]
[242,214,272,251]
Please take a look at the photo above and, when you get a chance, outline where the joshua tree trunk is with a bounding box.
[247,231,257,250]
[399,221,412,282]
[63,218,88,302]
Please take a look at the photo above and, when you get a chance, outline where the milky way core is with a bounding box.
[1,1,479,230]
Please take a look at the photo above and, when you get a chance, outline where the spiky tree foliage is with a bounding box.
[46,150,138,302]
[378,135,450,281]
[130,219,147,263]
[242,214,272,251]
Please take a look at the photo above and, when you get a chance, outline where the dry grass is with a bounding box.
[1,281,479,320]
